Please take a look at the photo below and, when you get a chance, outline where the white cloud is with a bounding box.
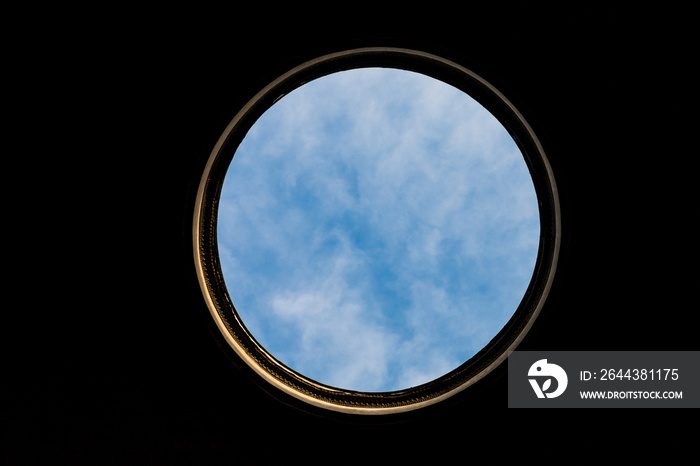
[268,243,399,392]
[217,67,540,392]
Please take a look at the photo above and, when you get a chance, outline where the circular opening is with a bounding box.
[194,48,560,414]
[218,67,539,392]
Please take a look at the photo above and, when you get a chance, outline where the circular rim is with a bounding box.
[193,47,560,415]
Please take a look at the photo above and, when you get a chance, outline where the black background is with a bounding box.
[5,12,695,463]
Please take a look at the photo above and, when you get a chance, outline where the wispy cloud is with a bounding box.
[268,244,398,391]
[218,68,539,392]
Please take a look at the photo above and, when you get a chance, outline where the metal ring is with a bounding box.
[193,47,561,415]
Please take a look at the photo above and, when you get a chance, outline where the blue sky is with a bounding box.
[217,68,540,392]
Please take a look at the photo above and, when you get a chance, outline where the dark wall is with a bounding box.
[6,17,694,463]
